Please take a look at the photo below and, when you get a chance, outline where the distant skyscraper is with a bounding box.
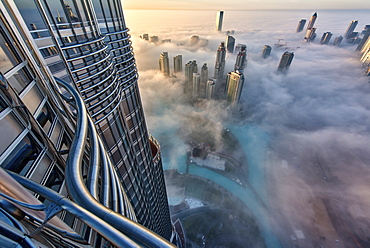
[174,55,183,73]
[193,73,201,100]
[357,29,370,51]
[226,71,245,108]
[360,36,370,75]
[320,32,332,45]
[234,45,247,72]
[142,33,149,40]
[296,19,306,32]
[150,36,159,43]
[200,63,209,98]
[191,35,200,45]
[226,35,235,53]
[185,60,198,93]
[306,12,317,30]
[262,45,272,59]
[333,36,343,46]
[214,42,226,82]
[235,44,246,53]
[159,52,170,77]
[344,20,358,39]
[216,11,224,32]
[277,52,294,73]
[206,78,217,100]
[304,28,317,42]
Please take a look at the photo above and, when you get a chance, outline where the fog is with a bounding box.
[125,9,370,247]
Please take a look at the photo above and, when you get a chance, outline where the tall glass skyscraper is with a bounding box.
[0,0,174,245]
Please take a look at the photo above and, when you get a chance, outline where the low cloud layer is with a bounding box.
[127,9,370,247]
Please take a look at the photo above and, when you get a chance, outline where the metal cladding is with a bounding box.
[0,0,173,243]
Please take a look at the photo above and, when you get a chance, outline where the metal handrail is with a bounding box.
[54,77,175,248]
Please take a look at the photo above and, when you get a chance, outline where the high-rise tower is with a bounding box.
[304,28,317,42]
[159,52,170,77]
[225,71,245,108]
[333,36,344,46]
[320,32,333,45]
[296,19,306,32]
[193,73,201,101]
[262,45,272,59]
[226,35,235,53]
[344,20,359,39]
[206,78,217,100]
[277,52,294,73]
[235,45,247,72]
[185,60,198,93]
[306,12,317,30]
[214,42,227,82]
[10,0,173,241]
[216,11,224,32]
[174,55,183,73]
[200,63,209,98]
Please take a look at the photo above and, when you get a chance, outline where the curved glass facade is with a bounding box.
[9,0,172,240]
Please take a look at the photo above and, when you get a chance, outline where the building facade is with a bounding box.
[174,55,183,73]
[216,10,224,32]
[159,52,170,77]
[262,45,272,59]
[277,52,294,73]
[1,0,173,243]
[226,35,235,53]
[225,71,245,108]
[296,19,306,32]
[214,42,226,82]
[185,60,198,94]
[235,45,247,72]
[320,32,333,45]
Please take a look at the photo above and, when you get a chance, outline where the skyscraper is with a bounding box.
[277,52,294,73]
[333,36,343,46]
[216,11,224,32]
[185,60,198,93]
[296,19,306,32]
[356,28,370,51]
[200,63,209,98]
[193,73,201,101]
[214,42,226,82]
[306,12,317,30]
[3,0,173,243]
[304,28,317,42]
[344,20,358,39]
[320,32,333,45]
[206,78,217,100]
[235,45,247,72]
[262,45,272,59]
[225,71,245,108]
[226,35,236,53]
[174,55,183,73]
[159,52,170,77]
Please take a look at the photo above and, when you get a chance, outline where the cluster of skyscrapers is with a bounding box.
[298,12,368,47]
[0,0,178,247]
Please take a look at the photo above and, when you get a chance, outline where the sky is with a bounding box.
[125,8,370,247]
[123,0,370,10]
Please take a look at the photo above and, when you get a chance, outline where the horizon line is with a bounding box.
[124,8,370,11]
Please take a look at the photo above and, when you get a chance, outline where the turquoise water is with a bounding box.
[159,124,281,248]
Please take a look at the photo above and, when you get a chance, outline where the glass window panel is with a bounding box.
[31,155,52,183]
[2,133,41,176]
[6,67,34,94]
[0,29,20,73]
[22,84,43,114]
[36,102,55,135]
[0,113,24,155]
[50,121,62,145]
